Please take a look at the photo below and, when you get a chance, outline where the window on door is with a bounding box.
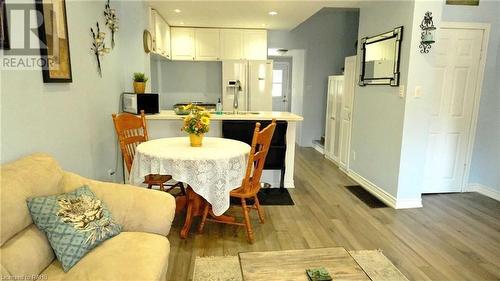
[272,69,283,97]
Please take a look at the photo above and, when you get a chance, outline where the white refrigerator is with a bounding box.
[222,60,273,112]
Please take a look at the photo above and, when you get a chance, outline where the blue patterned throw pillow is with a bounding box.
[27,185,122,272]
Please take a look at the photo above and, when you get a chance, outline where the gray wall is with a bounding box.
[1,1,151,182]
[442,0,500,193]
[268,8,359,147]
[153,60,222,109]
[349,1,415,198]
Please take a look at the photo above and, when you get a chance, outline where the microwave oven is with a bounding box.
[122,93,159,114]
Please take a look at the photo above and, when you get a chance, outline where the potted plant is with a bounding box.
[133,72,148,94]
[181,104,210,147]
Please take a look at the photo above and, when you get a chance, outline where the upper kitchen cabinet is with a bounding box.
[150,9,171,59]
[243,30,267,60]
[170,27,267,61]
[195,29,221,61]
[221,29,244,60]
[171,28,196,60]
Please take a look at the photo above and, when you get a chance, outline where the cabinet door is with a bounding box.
[243,30,267,60]
[195,28,220,61]
[221,29,244,60]
[151,10,163,53]
[162,20,171,59]
[171,28,195,60]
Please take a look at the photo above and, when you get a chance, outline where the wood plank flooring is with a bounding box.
[166,147,500,281]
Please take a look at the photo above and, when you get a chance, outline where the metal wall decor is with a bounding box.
[419,12,436,53]
[104,0,118,48]
[90,22,110,77]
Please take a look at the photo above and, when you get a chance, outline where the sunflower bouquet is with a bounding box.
[182,111,211,135]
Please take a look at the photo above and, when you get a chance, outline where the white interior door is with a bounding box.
[324,76,343,162]
[272,62,290,112]
[339,56,357,170]
[422,28,483,193]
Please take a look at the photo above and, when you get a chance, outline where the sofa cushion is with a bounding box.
[27,186,122,272]
[41,232,170,281]
[1,153,64,246]
[0,224,55,276]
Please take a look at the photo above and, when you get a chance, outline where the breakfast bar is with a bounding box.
[145,110,303,188]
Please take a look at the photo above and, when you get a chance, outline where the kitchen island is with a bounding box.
[145,110,303,188]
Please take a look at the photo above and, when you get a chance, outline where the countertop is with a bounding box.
[146,110,304,121]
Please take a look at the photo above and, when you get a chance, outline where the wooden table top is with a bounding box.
[238,247,370,281]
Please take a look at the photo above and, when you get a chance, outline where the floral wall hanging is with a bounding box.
[104,0,118,48]
[90,22,110,77]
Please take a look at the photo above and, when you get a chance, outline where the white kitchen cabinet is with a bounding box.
[150,9,170,59]
[221,29,244,60]
[195,29,220,61]
[161,20,171,59]
[243,30,267,60]
[171,28,196,60]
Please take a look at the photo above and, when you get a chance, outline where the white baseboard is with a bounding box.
[312,142,324,154]
[466,183,500,201]
[395,198,423,209]
[346,170,422,209]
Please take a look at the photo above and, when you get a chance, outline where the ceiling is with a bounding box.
[147,1,360,31]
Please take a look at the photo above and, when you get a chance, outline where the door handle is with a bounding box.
[330,117,335,120]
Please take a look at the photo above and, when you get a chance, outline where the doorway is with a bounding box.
[271,59,292,112]
[422,24,489,193]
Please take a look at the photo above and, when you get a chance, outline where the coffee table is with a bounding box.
[238,247,370,281]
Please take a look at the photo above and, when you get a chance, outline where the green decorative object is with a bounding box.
[27,185,121,272]
[306,267,333,281]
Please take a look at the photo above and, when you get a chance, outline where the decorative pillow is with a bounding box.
[27,185,122,272]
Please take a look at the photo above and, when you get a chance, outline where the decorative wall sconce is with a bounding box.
[419,11,436,53]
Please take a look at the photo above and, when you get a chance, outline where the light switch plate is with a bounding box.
[414,86,423,98]
[399,85,405,98]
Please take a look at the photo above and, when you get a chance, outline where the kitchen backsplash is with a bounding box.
[151,60,222,109]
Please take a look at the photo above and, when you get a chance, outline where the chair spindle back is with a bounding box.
[112,110,148,173]
[241,119,277,195]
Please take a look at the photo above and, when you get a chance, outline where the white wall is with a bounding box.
[349,1,415,198]
[1,0,151,182]
[268,8,359,147]
[351,0,498,205]
[397,0,443,202]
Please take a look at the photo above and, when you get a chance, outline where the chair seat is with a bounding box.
[143,174,172,185]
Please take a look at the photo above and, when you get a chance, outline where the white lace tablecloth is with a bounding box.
[130,137,250,216]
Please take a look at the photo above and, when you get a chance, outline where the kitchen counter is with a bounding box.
[146,110,304,121]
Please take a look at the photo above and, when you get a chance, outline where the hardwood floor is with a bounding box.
[166,147,500,281]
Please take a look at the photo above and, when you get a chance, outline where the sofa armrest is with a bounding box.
[60,172,175,237]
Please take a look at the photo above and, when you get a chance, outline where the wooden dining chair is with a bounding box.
[198,119,277,243]
[112,110,185,194]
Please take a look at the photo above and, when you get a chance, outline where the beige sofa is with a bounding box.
[0,153,176,281]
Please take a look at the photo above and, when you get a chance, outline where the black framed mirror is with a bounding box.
[359,26,403,86]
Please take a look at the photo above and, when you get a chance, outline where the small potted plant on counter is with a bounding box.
[181,104,210,147]
[132,72,148,94]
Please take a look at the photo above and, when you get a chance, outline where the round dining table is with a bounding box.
[129,137,251,238]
